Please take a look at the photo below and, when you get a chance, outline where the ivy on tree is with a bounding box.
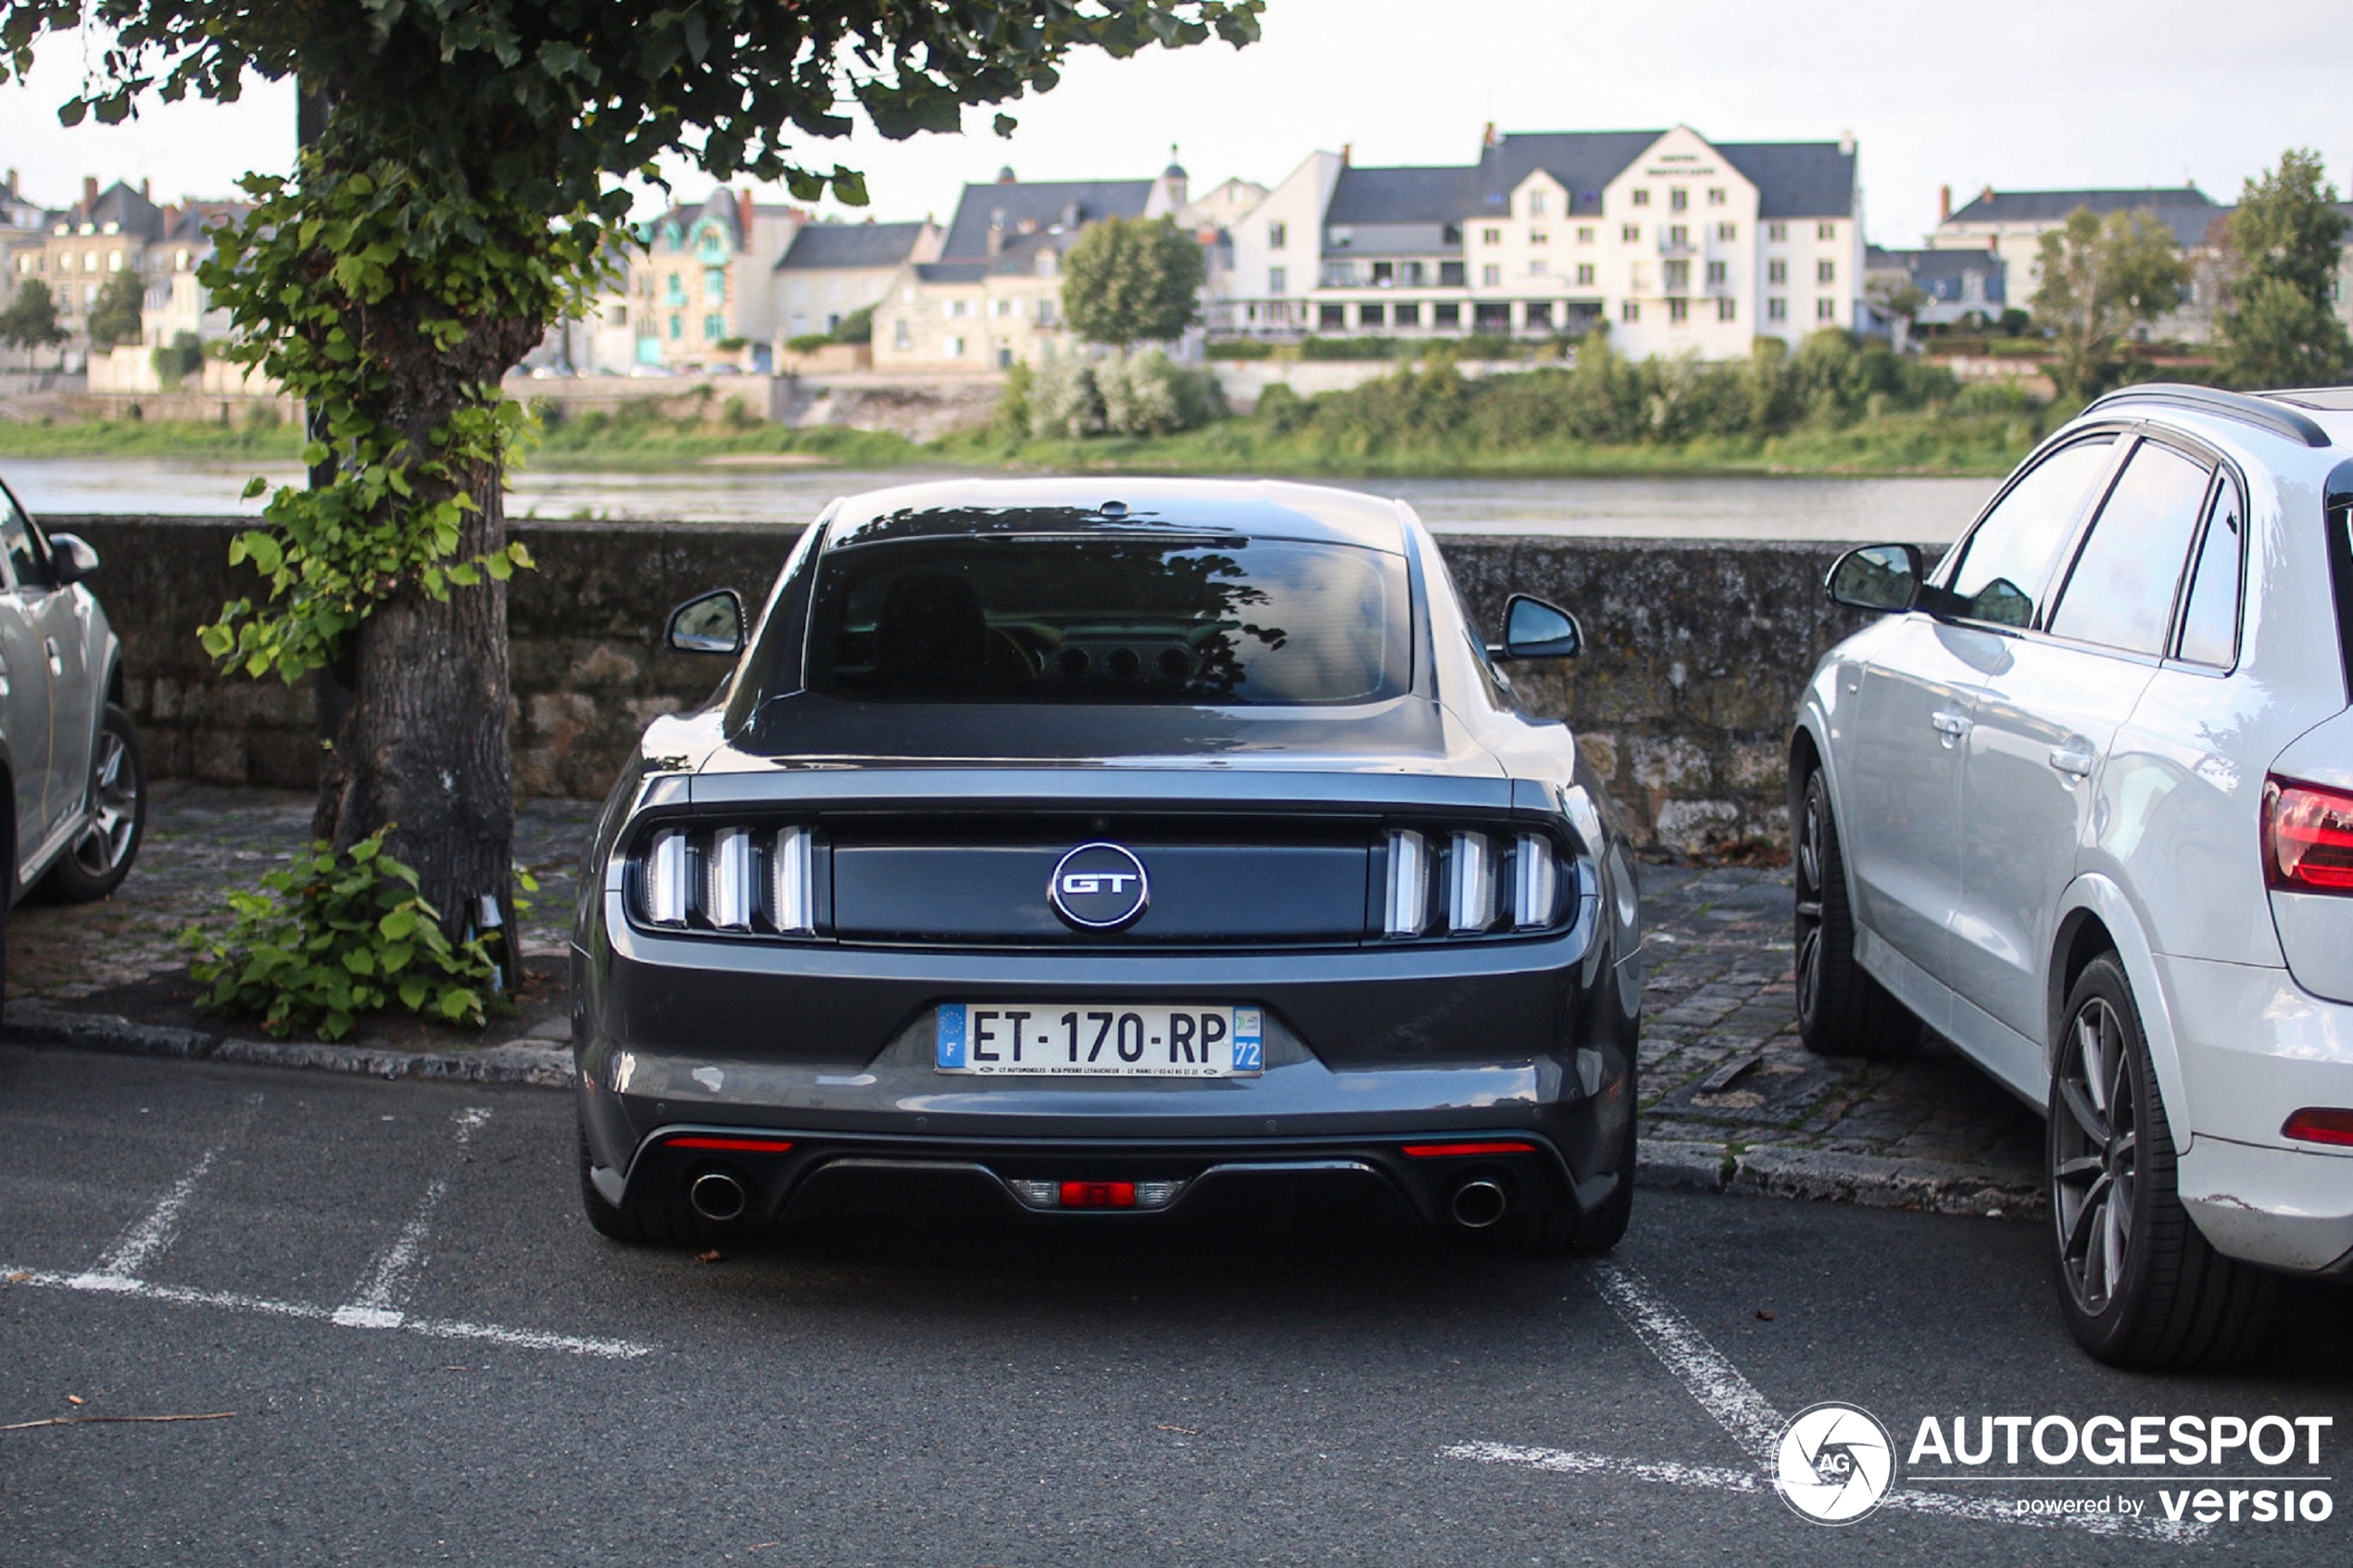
[0,0,1263,975]
[1061,216,1207,350]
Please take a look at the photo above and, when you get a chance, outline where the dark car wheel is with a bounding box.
[1793,768,1919,1059]
[2049,954,2275,1369]
[41,703,145,904]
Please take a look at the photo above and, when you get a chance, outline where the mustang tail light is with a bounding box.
[635,824,818,935]
[2263,776,2353,893]
[1384,827,1567,938]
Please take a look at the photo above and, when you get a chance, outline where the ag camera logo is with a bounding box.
[1777,1402,1898,1524]
[1048,842,1151,931]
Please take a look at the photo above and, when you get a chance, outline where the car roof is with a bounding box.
[819,477,1409,555]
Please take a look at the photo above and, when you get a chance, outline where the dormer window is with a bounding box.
[1527,192,1546,218]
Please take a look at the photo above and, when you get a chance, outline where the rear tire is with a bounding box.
[2049,955,2276,1369]
[40,703,145,904]
[1793,767,1920,1059]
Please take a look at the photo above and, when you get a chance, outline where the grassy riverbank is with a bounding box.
[0,417,307,459]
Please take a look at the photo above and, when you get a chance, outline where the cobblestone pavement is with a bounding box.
[6,786,2043,1196]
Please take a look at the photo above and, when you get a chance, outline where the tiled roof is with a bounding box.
[1715,142,1856,219]
[1326,131,1858,225]
[939,179,1154,261]
[1327,165,1475,225]
[1473,131,1662,217]
[1944,186,2217,225]
[778,221,931,270]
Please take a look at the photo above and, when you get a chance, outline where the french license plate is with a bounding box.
[935,1003,1264,1077]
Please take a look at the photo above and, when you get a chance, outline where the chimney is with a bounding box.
[1482,121,1497,149]
[82,175,97,212]
[1938,184,1951,222]
[1341,143,1352,168]
[737,186,753,236]
[1980,184,1994,204]
[988,207,1006,257]
[997,165,1017,184]
[1839,129,1856,157]
[5,169,15,196]
[140,178,150,202]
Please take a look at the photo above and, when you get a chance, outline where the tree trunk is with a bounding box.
[314,458,516,976]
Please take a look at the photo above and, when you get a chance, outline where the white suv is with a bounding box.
[1793,383,2353,1369]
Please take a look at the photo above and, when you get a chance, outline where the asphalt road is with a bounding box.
[3,1047,2347,1567]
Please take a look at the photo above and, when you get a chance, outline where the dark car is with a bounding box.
[571,479,1642,1253]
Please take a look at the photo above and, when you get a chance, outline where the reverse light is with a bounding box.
[1513,833,1559,929]
[2264,776,2353,893]
[1385,829,1428,937]
[1449,832,1495,934]
[2281,1108,2353,1147]
[706,827,755,931]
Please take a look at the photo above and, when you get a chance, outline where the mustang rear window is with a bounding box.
[804,535,1409,705]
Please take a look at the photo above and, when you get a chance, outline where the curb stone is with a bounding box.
[4,1000,575,1089]
[6,999,2041,1216]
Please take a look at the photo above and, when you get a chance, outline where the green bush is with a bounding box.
[786,332,833,354]
[1028,356,1106,438]
[149,331,205,388]
[1206,339,1276,359]
[832,304,875,345]
[182,828,504,1040]
[1097,349,1225,436]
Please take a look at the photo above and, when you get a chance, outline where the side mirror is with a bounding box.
[666,588,745,656]
[1826,544,1923,614]
[1495,593,1582,660]
[47,532,98,586]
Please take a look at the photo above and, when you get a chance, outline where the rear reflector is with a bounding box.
[2264,776,2353,893]
[1401,1141,1539,1158]
[1060,1180,1137,1209]
[2281,1108,2353,1147]
[666,1135,796,1153]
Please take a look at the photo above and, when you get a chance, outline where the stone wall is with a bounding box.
[57,516,1883,854]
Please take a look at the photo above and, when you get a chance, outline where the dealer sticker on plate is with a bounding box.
[935,1003,1264,1077]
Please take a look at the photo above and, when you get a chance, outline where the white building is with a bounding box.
[1215,125,1866,358]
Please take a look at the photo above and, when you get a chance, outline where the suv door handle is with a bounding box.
[1930,710,1972,746]
[2048,745,2095,780]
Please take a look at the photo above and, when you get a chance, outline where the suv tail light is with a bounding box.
[2263,776,2353,893]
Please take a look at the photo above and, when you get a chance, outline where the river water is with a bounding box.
[0,456,1994,543]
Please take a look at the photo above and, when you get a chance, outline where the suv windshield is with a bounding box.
[803,534,1410,705]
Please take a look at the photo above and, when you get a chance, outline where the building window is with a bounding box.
[1768,259,1788,284]
[1621,300,1641,323]
[1268,266,1288,294]
[1705,260,1727,286]
[1707,187,1726,207]
[1037,298,1056,324]
[1718,297,1737,322]
[1529,258,1547,277]
[1631,188,1650,207]
[1768,297,1787,321]
[1621,224,1640,243]
[1525,301,1553,328]
[107,250,122,271]
[1577,226,1594,245]
[1434,301,1461,327]
[947,334,966,357]
[1817,259,1836,283]
[1480,263,1501,286]
[1716,222,1737,241]
[703,313,724,339]
[1818,222,1837,241]
[893,319,912,349]
[1667,296,1689,323]
[949,298,968,318]
[1668,224,1689,248]
[1372,260,1394,284]
[1480,226,1502,245]
[1400,261,1425,286]
[666,274,686,305]
[1768,222,1787,242]
[1394,301,1420,327]
[1575,262,1595,285]
[1529,230,1548,245]
[1669,187,1688,212]
[704,269,726,302]
[669,313,683,339]
[1816,297,1836,321]
[994,298,1013,318]
[1359,302,1386,328]
[1439,260,1465,286]
[1267,220,1287,250]
[1527,192,1546,217]
[82,251,96,272]
[1474,300,1512,330]
[1319,303,1347,329]
[1663,259,1689,291]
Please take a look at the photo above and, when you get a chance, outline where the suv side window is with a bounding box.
[2173,476,2245,668]
[0,487,51,590]
[2046,439,2211,657]
[1945,435,2117,627]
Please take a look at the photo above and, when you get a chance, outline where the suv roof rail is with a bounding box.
[2082,382,2332,449]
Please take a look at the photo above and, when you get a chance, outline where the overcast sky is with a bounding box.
[0,0,2345,247]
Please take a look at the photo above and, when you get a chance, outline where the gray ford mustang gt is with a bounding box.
[571,478,1644,1253]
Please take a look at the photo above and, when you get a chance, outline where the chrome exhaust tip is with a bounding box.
[1448,1176,1508,1230]
[688,1171,748,1223]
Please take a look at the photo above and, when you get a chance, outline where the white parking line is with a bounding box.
[72,1094,263,1288]
[333,1108,490,1330]
[1439,1261,2211,1544]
